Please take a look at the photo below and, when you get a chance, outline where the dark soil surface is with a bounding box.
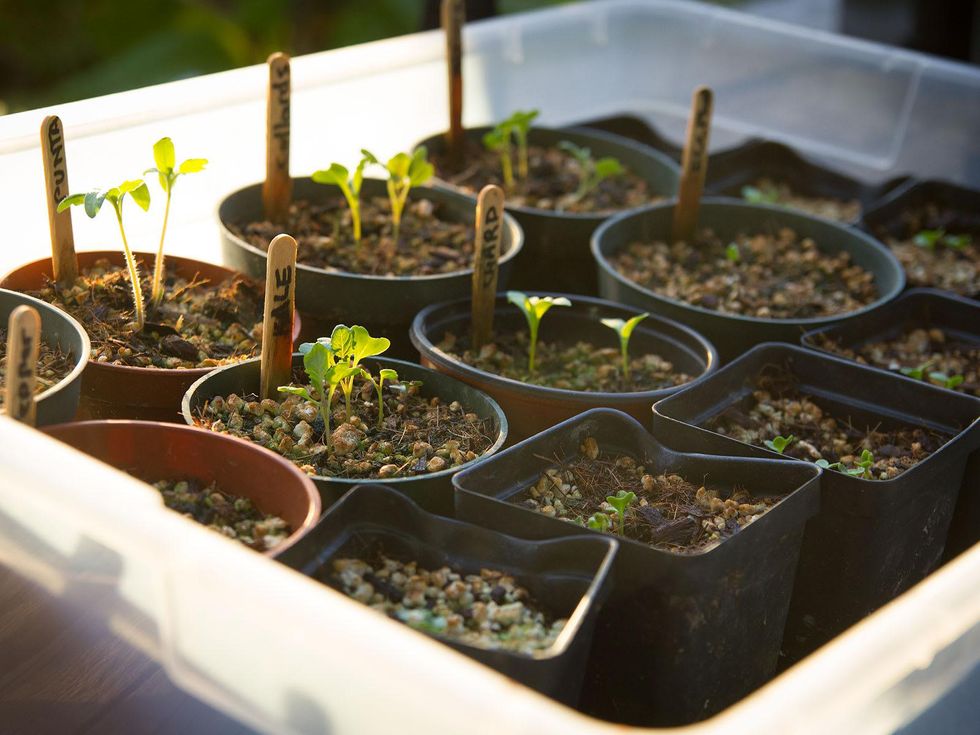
[613,226,878,318]
[815,328,980,397]
[153,478,291,551]
[31,259,265,369]
[705,364,952,479]
[0,331,75,406]
[431,139,653,214]
[195,371,494,480]
[514,436,781,552]
[437,329,692,392]
[741,178,861,222]
[228,196,475,277]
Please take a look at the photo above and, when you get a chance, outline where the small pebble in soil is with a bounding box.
[0,330,75,407]
[328,554,567,654]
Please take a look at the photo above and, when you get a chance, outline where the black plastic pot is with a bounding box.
[276,483,617,704]
[576,113,686,161]
[410,292,718,442]
[705,139,909,224]
[417,125,679,295]
[217,177,523,357]
[181,354,507,516]
[800,288,980,560]
[592,197,906,362]
[651,343,980,663]
[452,408,820,726]
[0,288,89,425]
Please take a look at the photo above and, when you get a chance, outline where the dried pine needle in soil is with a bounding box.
[515,437,781,552]
[153,478,290,552]
[31,259,265,368]
[613,226,878,318]
[437,330,691,392]
[0,331,74,406]
[431,139,652,214]
[706,365,952,479]
[197,373,494,480]
[814,328,980,397]
[228,196,474,276]
[329,554,566,654]
[743,178,861,223]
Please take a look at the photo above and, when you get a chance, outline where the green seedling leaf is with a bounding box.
[312,163,349,186]
[763,434,796,454]
[330,324,354,360]
[483,121,515,188]
[558,140,624,203]
[845,449,876,479]
[606,489,637,535]
[506,291,572,374]
[379,368,399,382]
[741,184,780,205]
[913,229,944,250]
[815,458,845,472]
[601,312,648,381]
[725,242,741,263]
[56,192,87,213]
[178,158,207,174]
[277,385,314,402]
[594,157,625,178]
[928,371,965,389]
[900,361,932,381]
[943,233,972,249]
[586,513,611,533]
[350,325,390,366]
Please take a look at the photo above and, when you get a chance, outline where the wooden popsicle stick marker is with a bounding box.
[263,52,292,223]
[471,185,505,350]
[442,0,465,162]
[4,306,42,427]
[40,115,78,284]
[260,234,298,400]
[672,86,714,243]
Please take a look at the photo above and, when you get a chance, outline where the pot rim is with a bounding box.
[591,197,907,326]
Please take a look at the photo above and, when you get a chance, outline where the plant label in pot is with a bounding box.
[4,305,41,426]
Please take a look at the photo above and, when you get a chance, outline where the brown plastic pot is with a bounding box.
[1,251,299,422]
[41,420,321,557]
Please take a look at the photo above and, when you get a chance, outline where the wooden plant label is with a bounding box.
[471,185,505,349]
[442,0,465,160]
[263,52,292,222]
[40,115,78,284]
[260,234,298,400]
[4,305,41,427]
[672,85,714,243]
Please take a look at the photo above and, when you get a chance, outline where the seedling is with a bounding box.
[278,341,359,437]
[606,489,637,536]
[144,137,207,306]
[506,291,571,374]
[312,150,373,243]
[509,110,538,180]
[600,312,649,382]
[58,179,151,331]
[815,458,845,472]
[900,361,932,380]
[741,183,780,205]
[482,121,514,188]
[586,512,611,533]
[482,110,540,186]
[725,242,741,263]
[557,140,625,204]
[362,148,434,241]
[913,229,973,251]
[763,434,796,454]
[928,371,965,390]
[845,449,876,479]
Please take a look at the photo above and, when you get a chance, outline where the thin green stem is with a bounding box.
[114,203,145,331]
[376,378,384,427]
[528,319,539,374]
[621,336,630,381]
[516,132,529,180]
[500,145,514,188]
[150,188,172,307]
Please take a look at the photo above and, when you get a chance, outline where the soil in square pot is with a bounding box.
[801,288,980,559]
[0,250,297,422]
[0,288,89,425]
[452,408,820,726]
[651,343,980,662]
[218,177,523,358]
[182,354,507,516]
[592,198,906,362]
[42,420,320,557]
[418,125,679,295]
[276,483,617,704]
[862,178,980,298]
[410,292,717,442]
[705,139,909,224]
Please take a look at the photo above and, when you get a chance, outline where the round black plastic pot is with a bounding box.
[800,288,980,560]
[410,292,718,442]
[651,343,980,663]
[705,139,909,224]
[276,483,617,704]
[417,125,680,295]
[181,354,507,516]
[217,177,524,357]
[592,198,906,362]
[452,408,820,726]
[0,288,89,425]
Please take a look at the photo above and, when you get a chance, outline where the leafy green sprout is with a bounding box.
[557,140,625,203]
[929,371,965,390]
[586,512,611,533]
[482,122,515,188]
[606,490,637,536]
[58,179,151,331]
[763,434,796,454]
[362,148,434,241]
[815,458,845,472]
[506,291,571,374]
[913,229,973,251]
[144,137,207,306]
[725,242,741,263]
[508,110,539,180]
[845,449,876,479]
[311,151,373,244]
[741,184,780,205]
[900,361,932,380]
[600,313,649,382]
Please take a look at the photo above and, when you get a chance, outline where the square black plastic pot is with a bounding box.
[651,343,980,662]
[275,483,617,704]
[800,288,980,560]
[705,139,909,224]
[452,408,820,726]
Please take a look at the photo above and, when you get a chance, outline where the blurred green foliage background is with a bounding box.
[0,0,571,114]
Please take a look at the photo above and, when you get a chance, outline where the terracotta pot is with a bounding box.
[1,251,299,422]
[41,420,321,557]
